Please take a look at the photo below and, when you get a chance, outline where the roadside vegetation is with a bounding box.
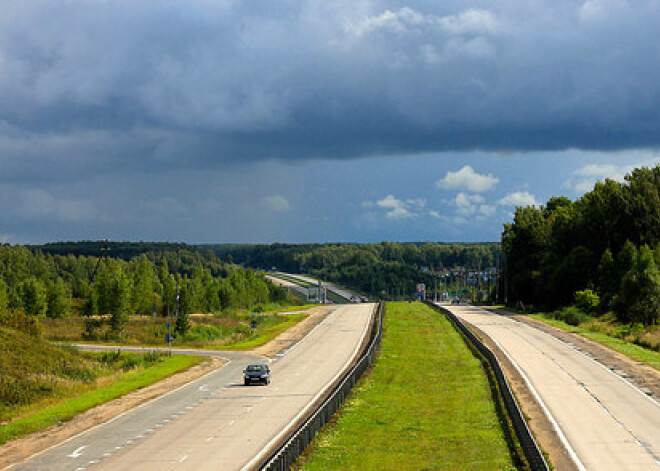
[528,311,660,371]
[502,164,660,363]
[0,325,204,445]
[41,307,308,349]
[297,302,518,471]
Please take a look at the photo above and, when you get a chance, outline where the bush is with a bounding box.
[574,289,600,314]
[553,306,593,326]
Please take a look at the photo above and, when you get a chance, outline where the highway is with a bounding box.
[12,303,374,471]
[445,304,660,470]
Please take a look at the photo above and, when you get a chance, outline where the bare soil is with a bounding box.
[473,307,660,471]
[0,306,336,469]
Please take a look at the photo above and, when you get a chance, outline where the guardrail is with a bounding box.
[262,302,385,470]
[425,301,550,471]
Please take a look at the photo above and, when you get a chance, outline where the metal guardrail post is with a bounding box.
[424,301,549,471]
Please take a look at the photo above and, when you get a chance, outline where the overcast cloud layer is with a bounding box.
[1,1,660,243]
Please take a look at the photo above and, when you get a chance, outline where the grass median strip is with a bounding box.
[298,302,516,470]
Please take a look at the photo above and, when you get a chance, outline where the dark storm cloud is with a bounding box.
[2,0,660,181]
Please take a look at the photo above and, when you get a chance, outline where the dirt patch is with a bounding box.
[0,305,337,469]
[252,306,337,358]
[472,307,660,471]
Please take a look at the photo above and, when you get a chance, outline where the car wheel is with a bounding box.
[244,380,249,386]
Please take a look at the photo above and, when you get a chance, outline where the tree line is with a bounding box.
[502,165,660,325]
[212,242,502,299]
[0,244,293,336]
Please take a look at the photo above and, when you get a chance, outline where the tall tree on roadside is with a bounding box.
[619,245,660,325]
[46,278,70,318]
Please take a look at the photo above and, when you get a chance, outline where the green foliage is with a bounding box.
[20,278,47,317]
[0,278,8,312]
[503,165,660,326]
[45,278,70,318]
[0,309,42,337]
[175,311,191,337]
[551,306,593,326]
[574,289,599,314]
[0,242,290,329]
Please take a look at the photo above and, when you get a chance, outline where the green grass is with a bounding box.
[216,313,307,350]
[42,305,316,349]
[298,302,517,471]
[530,314,660,370]
[0,354,204,445]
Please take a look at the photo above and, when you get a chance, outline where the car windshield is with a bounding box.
[246,365,266,372]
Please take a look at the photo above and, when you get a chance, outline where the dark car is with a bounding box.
[243,364,270,386]
[451,297,460,304]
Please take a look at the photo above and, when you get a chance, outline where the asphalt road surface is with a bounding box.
[445,304,660,470]
[12,304,374,471]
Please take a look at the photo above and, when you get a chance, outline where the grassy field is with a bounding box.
[0,325,205,445]
[298,302,517,471]
[41,305,312,349]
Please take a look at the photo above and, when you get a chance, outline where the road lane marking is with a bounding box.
[179,454,189,462]
[453,306,587,471]
[67,445,87,458]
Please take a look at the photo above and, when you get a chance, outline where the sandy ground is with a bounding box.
[0,306,335,469]
[474,307,660,471]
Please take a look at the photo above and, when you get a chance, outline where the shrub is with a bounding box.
[574,289,600,314]
[553,306,593,326]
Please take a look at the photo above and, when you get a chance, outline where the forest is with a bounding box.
[503,165,660,326]
[209,242,502,299]
[0,244,294,338]
[34,241,503,301]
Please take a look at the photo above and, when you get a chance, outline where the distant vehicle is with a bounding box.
[243,364,270,386]
[452,297,460,304]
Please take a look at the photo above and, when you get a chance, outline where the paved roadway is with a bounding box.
[12,304,374,471]
[445,304,660,470]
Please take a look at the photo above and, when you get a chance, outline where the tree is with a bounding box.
[619,245,660,325]
[174,308,191,337]
[130,255,157,315]
[597,249,617,312]
[109,270,130,336]
[46,278,70,318]
[20,278,47,317]
[0,278,8,313]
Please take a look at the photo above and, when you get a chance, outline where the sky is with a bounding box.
[2,0,660,244]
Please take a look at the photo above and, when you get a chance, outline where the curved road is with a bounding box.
[445,304,660,470]
[12,304,375,471]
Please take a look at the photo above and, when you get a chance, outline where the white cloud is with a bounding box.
[565,155,660,194]
[346,7,499,38]
[261,195,291,213]
[579,0,627,22]
[498,191,539,207]
[437,9,500,36]
[436,165,499,192]
[451,192,496,219]
[370,194,426,219]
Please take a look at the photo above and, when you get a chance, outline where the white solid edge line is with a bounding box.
[6,352,236,470]
[517,318,660,409]
[450,306,587,471]
[239,303,376,471]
